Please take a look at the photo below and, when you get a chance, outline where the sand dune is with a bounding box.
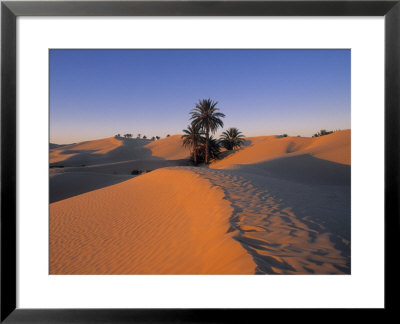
[50,137,123,165]
[212,130,350,170]
[50,135,191,202]
[50,130,351,274]
[50,135,189,167]
[49,171,133,203]
[145,135,191,160]
[50,158,192,203]
[192,167,350,274]
[50,168,256,274]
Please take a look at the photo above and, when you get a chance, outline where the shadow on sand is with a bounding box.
[49,138,191,203]
[194,154,351,274]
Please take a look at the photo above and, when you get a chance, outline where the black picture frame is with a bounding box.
[1,0,399,322]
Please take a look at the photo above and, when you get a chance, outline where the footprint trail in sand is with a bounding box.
[191,167,350,274]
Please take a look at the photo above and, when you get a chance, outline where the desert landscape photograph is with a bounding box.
[49,49,350,275]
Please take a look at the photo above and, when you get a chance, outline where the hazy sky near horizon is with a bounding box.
[50,49,350,144]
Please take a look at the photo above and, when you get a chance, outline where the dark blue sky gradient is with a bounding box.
[50,49,350,144]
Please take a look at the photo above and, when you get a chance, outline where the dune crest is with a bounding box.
[144,135,190,160]
[50,135,190,167]
[50,137,123,164]
[50,168,256,274]
[212,130,350,170]
[50,136,191,202]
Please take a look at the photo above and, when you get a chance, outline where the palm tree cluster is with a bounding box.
[182,99,225,164]
[182,99,246,165]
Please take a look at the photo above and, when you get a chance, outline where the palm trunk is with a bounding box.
[205,130,209,164]
[193,143,197,164]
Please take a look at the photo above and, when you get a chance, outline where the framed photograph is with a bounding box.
[1,0,398,322]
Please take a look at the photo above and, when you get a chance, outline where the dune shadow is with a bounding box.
[194,156,351,274]
[49,138,194,202]
[60,149,97,155]
[242,139,252,146]
[50,138,163,167]
[227,155,351,273]
[49,172,134,203]
[238,154,350,186]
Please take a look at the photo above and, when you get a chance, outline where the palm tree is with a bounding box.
[181,124,203,164]
[190,99,225,164]
[220,127,245,150]
[196,135,220,162]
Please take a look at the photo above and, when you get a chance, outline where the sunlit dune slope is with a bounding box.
[212,130,350,170]
[50,168,256,274]
[50,135,190,167]
[50,137,123,164]
[304,129,350,165]
[144,135,190,160]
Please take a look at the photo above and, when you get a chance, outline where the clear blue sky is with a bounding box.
[50,49,350,144]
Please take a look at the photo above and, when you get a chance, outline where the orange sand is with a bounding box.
[50,168,256,274]
[212,130,350,169]
[145,135,190,160]
[50,135,189,166]
[50,130,351,274]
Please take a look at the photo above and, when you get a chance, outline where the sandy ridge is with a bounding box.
[50,168,256,274]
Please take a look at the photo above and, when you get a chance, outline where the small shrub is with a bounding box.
[131,169,152,175]
[312,129,334,137]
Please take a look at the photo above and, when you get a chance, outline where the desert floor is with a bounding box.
[49,130,350,274]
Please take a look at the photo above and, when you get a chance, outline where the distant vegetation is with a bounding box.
[312,129,335,138]
[115,133,162,140]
